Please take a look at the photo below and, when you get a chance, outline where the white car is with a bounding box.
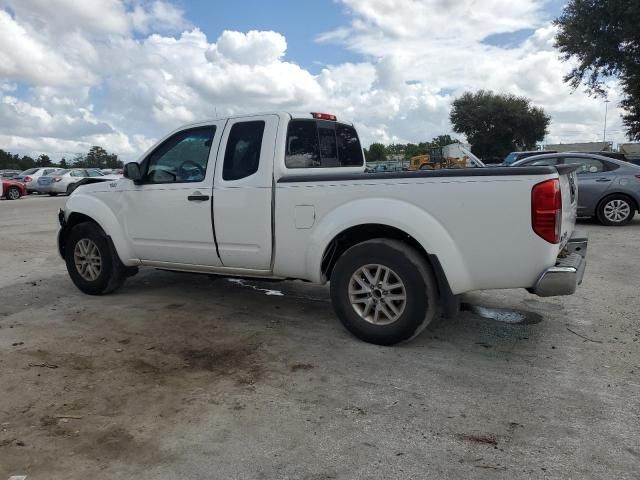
[37,168,115,196]
[13,167,64,193]
[57,112,587,345]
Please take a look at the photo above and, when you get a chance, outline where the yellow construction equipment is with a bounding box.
[409,154,468,170]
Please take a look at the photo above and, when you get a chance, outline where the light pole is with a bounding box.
[603,99,610,143]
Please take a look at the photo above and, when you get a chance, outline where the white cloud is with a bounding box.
[0,0,130,35]
[0,0,630,162]
[207,30,287,65]
[130,0,189,34]
[0,10,96,86]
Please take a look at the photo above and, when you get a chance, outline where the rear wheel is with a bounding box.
[330,239,439,345]
[49,192,59,197]
[65,222,127,295]
[597,194,635,226]
[5,187,21,200]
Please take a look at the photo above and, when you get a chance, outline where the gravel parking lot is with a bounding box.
[1,195,639,479]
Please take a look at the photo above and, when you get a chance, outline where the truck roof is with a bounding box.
[176,111,354,129]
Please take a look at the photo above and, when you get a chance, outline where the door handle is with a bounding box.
[595,178,611,182]
[188,194,210,201]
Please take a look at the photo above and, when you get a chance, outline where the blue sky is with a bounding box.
[180,0,567,70]
[179,0,361,72]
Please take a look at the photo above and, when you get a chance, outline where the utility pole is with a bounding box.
[603,99,610,143]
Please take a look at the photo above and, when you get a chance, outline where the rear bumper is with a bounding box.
[36,183,54,193]
[531,233,587,297]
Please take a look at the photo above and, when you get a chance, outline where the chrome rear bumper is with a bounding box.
[531,233,587,297]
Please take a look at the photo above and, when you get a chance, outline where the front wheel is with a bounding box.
[65,222,127,295]
[597,195,635,226]
[5,187,21,200]
[330,239,439,345]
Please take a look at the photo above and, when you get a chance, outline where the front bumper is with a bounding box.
[531,233,588,297]
[57,208,67,259]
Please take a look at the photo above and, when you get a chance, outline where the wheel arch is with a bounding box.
[60,195,138,266]
[319,223,460,317]
[306,198,472,300]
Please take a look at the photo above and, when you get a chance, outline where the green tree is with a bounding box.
[59,157,68,169]
[35,154,52,167]
[555,0,640,139]
[449,90,550,160]
[366,143,387,163]
[386,143,405,155]
[431,135,459,147]
[70,146,122,169]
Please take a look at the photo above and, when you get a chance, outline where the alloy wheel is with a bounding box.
[603,199,631,223]
[348,264,407,325]
[74,238,102,281]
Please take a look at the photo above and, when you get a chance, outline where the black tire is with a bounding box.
[596,194,636,226]
[65,222,127,295]
[49,192,59,197]
[330,239,439,346]
[5,187,21,200]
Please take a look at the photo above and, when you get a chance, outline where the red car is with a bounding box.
[2,178,27,200]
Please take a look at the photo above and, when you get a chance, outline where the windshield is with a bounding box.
[46,169,68,176]
[21,168,39,175]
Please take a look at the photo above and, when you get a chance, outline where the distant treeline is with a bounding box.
[0,146,123,171]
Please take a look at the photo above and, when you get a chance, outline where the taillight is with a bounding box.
[54,177,62,182]
[532,178,562,244]
[24,176,32,182]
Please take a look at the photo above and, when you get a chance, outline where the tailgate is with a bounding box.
[556,164,579,248]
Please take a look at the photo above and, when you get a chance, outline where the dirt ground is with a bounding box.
[1,195,639,479]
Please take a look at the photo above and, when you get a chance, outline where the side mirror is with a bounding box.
[123,162,143,184]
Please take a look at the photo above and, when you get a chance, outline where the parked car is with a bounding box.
[0,169,21,179]
[1,178,27,200]
[502,150,557,166]
[566,151,630,162]
[37,169,114,196]
[512,152,640,225]
[13,167,64,193]
[57,111,587,345]
[100,168,124,176]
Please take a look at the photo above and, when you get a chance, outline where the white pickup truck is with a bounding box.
[58,112,587,345]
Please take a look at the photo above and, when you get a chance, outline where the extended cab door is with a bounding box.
[213,115,278,270]
[120,122,225,266]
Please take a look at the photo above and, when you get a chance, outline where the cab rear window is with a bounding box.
[285,120,363,168]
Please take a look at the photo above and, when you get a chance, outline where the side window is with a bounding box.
[336,123,364,166]
[285,120,320,167]
[222,121,265,181]
[70,170,86,177]
[285,120,364,168]
[87,170,103,177]
[528,157,559,166]
[565,157,606,174]
[318,123,339,167]
[145,126,215,184]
